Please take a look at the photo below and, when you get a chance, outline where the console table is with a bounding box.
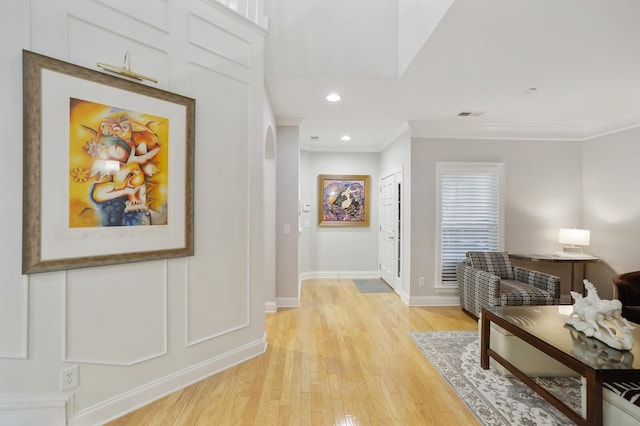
[480,305,640,426]
[509,253,599,294]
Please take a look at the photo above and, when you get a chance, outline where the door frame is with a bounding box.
[379,168,403,291]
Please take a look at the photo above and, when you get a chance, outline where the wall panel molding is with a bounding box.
[0,276,29,359]
[188,13,252,69]
[0,394,71,426]
[69,335,266,426]
[70,0,170,39]
[67,15,170,87]
[185,62,251,347]
[4,0,267,418]
[67,14,169,53]
[64,262,168,366]
[189,47,251,84]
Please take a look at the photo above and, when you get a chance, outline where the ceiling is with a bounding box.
[263,0,640,152]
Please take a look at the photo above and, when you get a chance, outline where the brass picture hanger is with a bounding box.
[97,52,158,84]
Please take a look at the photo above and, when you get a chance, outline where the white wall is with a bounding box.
[379,129,412,301]
[299,150,312,274]
[276,126,300,306]
[0,0,29,364]
[583,126,640,299]
[0,1,267,424]
[299,151,379,277]
[263,98,277,312]
[398,0,454,75]
[409,137,583,305]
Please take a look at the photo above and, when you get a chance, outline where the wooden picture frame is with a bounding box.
[22,50,195,273]
[318,174,370,227]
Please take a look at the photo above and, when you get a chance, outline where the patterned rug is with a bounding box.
[409,330,582,425]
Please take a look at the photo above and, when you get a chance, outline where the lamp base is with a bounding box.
[562,246,584,254]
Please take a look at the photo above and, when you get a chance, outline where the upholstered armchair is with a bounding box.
[612,271,640,324]
[457,251,561,319]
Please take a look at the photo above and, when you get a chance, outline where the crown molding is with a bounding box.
[583,106,640,140]
[377,121,412,151]
[408,120,585,141]
[300,144,381,153]
[285,109,640,153]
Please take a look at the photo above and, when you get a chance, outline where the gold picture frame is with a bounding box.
[22,50,195,273]
[318,174,370,227]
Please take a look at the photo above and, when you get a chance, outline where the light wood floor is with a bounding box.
[108,278,479,425]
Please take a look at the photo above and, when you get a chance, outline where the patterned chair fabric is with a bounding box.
[466,251,515,280]
[457,251,560,319]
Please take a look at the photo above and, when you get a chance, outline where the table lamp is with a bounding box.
[558,228,590,254]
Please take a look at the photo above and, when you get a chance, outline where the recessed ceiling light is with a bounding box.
[341,135,351,142]
[326,93,341,102]
[523,87,538,94]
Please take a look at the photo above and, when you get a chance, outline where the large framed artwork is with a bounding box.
[22,50,196,273]
[318,174,370,227]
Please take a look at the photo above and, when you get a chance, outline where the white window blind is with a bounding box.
[436,163,504,287]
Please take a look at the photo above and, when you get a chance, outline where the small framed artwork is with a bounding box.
[22,50,195,273]
[318,174,370,227]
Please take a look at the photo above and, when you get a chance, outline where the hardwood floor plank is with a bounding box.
[107,278,479,425]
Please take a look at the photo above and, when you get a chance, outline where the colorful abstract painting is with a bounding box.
[318,175,370,227]
[22,50,195,273]
[69,98,169,228]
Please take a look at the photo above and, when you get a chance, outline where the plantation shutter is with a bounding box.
[437,163,504,287]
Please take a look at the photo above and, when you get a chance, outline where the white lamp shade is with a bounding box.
[558,228,590,246]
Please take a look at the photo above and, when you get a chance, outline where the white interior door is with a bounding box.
[379,174,396,286]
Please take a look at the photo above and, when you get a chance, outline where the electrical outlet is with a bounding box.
[60,365,79,391]
[418,277,426,286]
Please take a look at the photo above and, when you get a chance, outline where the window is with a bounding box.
[436,162,505,288]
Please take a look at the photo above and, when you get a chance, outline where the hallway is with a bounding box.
[109,279,478,425]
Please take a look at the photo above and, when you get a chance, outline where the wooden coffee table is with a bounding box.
[480,305,640,426]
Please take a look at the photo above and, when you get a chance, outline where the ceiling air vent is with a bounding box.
[457,111,484,117]
[310,136,320,142]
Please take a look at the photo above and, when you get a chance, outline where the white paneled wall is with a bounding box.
[215,0,263,25]
[0,0,28,361]
[65,262,168,366]
[0,277,28,359]
[0,0,267,424]
[186,63,250,345]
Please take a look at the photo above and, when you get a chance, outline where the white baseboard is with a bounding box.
[299,271,379,280]
[275,297,300,308]
[408,295,460,307]
[265,301,277,313]
[70,334,267,426]
[0,394,71,426]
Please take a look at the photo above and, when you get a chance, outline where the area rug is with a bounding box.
[353,278,393,293]
[409,330,582,426]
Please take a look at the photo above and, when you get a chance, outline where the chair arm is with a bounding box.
[613,272,640,306]
[457,262,502,318]
[512,266,561,301]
